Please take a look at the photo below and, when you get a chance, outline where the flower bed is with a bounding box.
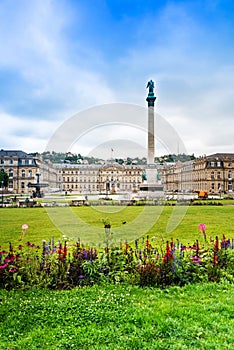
[1,231,234,290]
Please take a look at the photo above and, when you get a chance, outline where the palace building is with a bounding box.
[1,149,234,196]
[0,150,58,195]
[55,160,144,194]
[163,153,234,194]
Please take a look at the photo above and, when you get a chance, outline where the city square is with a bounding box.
[1,1,234,349]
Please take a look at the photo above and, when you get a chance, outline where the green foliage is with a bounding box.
[156,153,196,163]
[0,170,9,188]
[41,151,66,163]
[40,151,196,165]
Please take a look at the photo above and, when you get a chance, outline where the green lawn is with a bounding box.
[1,205,234,349]
[1,205,234,249]
[0,283,234,349]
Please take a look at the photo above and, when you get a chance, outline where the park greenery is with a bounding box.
[1,205,234,349]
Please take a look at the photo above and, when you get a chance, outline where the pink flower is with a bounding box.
[5,256,15,263]
[192,256,201,263]
[22,224,28,230]
[198,223,206,231]
[0,263,8,269]
[9,268,18,273]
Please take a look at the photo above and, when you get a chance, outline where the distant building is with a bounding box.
[163,153,234,194]
[55,160,144,194]
[1,149,234,196]
[0,150,58,195]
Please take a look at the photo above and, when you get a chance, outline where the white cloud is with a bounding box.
[0,0,115,117]
[0,111,59,152]
[0,0,233,158]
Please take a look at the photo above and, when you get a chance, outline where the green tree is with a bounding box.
[0,170,9,188]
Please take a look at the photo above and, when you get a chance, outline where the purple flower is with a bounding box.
[79,275,85,279]
[83,250,88,260]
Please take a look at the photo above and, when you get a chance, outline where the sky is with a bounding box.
[0,0,234,159]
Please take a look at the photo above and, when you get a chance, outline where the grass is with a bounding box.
[1,205,234,249]
[1,205,234,349]
[0,282,234,349]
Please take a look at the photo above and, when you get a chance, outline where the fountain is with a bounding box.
[28,172,48,198]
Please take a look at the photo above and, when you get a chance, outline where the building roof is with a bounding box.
[0,149,33,158]
[206,153,234,160]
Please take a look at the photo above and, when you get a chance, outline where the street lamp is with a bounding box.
[105,176,109,199]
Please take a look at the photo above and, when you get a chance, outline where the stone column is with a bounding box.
[146,81,156,165]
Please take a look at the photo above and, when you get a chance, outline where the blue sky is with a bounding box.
[1,0,234,158]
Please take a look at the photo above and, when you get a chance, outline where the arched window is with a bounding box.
[21,169,25,178]
[28,170,32,178]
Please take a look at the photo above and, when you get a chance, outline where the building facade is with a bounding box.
[1,150,234,196]
[55,161,144,194]
[0,150,58,195]
[163,153,234,194]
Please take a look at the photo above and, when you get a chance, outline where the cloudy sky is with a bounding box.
[1,0,234,159]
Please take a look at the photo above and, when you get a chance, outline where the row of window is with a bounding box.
[63,183,137,190]
[210,182,232,191]
[8,169,34,178]
[1,159,33,165]
[168,171,233,181]
[62,170,98,175]
[61,170,141,175]
[210,171,232,179]
[61,176,141,183]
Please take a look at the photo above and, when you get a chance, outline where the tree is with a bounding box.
[0,170,9,189]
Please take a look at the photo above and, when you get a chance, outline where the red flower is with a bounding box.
[163,241,173,263]
[63,242,67,259]
[213,253,218,264]
[214,236,219,251]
